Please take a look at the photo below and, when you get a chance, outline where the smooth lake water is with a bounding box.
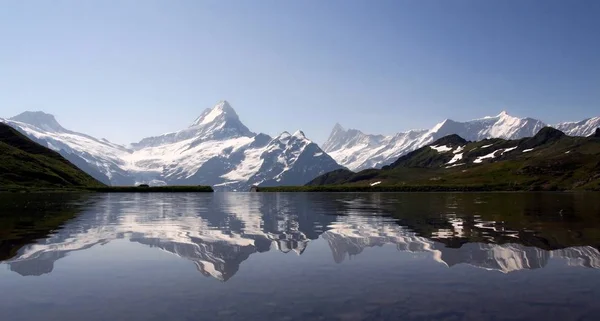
[1,192,600,321]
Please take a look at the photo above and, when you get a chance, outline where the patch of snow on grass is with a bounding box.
[430,145,452,152]
[565,150,571,154]
[501,146,518,155]
[446,153,463,165]
[481,144,494,149]
[445,163,465,168]
[453,146,465,154]
[473,150,500,163]
[522,148,534,153]
[370,181,381,186]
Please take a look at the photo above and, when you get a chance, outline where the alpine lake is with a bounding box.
[1,192,599,321]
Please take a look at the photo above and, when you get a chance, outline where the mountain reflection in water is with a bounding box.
[1,192,600,280]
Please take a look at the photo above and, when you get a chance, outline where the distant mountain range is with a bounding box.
[324,111,600,171]
[1,101,342,191]
[2,101,599,190]
[310,126,600,191]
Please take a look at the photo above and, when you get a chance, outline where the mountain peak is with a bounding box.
[431,134,468,147]
[332,123,345,132]
[534,126,565,139]
[216,100,234,111]
[190,100,239,127]
[481,111,511,119]
[521,126,566,149]
[275,131,292,142]
[292,130,306,139]
[431,119,455,133]
[10,111,65,132]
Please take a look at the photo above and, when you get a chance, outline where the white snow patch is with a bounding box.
[314,152,323,157]
[565,150,571,154]
[370,181,381,186]
[474,150,500,163]
[481,144,494,149]
[522,148,534,153]
[445,163,465,168]
[446,153,463,165]
[430,145,452,153]
[501,146,518,155]
[453,146,465,154]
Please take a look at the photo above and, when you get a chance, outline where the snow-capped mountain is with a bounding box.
[325,111,600,171]
[3,111,134,185]
[555,116,600,136]
[323,123,430,171]
[1,101,342,190]
[131,101,254,149]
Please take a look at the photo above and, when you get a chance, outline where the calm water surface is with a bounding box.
[1,192,600,321]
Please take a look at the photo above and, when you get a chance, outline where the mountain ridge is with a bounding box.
[3,104,599,191]
[309,126,600,191]
[2,101,342,191]
[0,123,104,189]
[326,111,600,171]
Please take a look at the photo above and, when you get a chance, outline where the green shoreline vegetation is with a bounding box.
[256,184,600,193]
[0,185,214,193]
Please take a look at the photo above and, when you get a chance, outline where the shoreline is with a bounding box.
[0,186,214,193]
[3,185,599,193]
[255,184,600,192]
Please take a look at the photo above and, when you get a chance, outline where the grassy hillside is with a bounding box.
[0,123,105,190]
[304,127,600,191]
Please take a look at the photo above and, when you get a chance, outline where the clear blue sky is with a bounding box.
[1,0,599,144]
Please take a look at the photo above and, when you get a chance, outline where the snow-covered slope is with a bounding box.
[2,112,133,185]
[555,117,600,137]
[324,123,429,170]
[325,111,599,171]
[2,101,342,190]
